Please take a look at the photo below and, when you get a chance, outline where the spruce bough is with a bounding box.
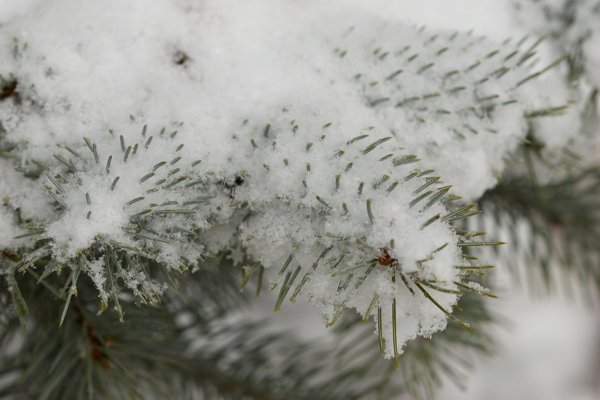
[1,0,598,398]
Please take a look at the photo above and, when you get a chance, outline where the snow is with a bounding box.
[512,0,600,157]
[0,0,598,395]
[40,131,217,266]
[0,0,574,199]
[0,0,40,23]
[0,0,524,354]
[236,117,468,354]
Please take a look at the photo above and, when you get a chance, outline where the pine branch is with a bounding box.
[330,287,497,400]
[0,4,582,397]
[481,166,600,291]
[0,258,379,400]
[513,0,600,83]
